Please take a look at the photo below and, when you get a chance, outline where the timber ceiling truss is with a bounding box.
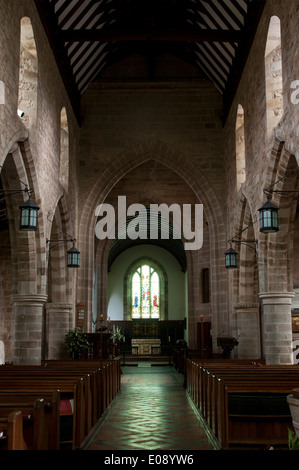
[34,0,266,125]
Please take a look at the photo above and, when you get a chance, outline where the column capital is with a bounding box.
[259,292,295,304]
[11,294,48,306]
[234,302,260,310]
[45,302,73,311]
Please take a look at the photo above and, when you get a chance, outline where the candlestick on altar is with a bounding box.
[99,315,104,365]
[200,315,204,367]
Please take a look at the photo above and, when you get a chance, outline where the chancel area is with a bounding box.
[1,0,299,451]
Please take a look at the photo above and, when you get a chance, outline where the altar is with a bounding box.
[131,338,161,355]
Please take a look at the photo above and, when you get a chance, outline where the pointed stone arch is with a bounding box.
[77,140,227,347]
[258,138,299,363]
[45,194,77,359]
[0,138,45,364]
[230,196,261,359]
[260,140,299,293]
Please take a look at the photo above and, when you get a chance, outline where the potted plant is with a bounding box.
[288,428,299,450]
[287,388,299,438]
[64,327,89,359]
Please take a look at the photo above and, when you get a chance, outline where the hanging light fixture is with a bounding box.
[47,216,80,269]
[0,165,39,232]
[225,217,258,269]
[258,198,279,233]
[67,242,80,268]
[47,237,80,269]
[225,244,238,269]
[259,166,299,233]
[19,196,40,231]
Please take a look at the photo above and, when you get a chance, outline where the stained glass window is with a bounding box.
[132,264,160,319]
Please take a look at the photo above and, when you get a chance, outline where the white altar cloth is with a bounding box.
[131,338,161,355]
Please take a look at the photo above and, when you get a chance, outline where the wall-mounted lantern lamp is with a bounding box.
[259,166,299,233]
[47,216,80,268]
[225,243,238,269]
[46,237,80,268]
[67,242,80,268]
[258,197,279,233]
[0,165,39,231]
[225,217,257,269]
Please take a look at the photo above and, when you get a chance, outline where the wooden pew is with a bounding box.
[9,361,100,429]
[0,357,121,449]
[0,389,60,450]
[40,358,122,447]
[0,377,82,449]
[0,389,60,449]
[0,411,27,450]
[186,359,299,449]
[0,398,48,450]
[41,358,122,417]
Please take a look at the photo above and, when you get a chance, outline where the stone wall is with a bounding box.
[0,0,80,363]
[224,0,299,363]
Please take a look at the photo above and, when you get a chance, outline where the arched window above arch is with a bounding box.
[18,17,38,128]
[265,16,283,138]
[0,81,5,105]
[236,104,246,191]
[59,107,69,189]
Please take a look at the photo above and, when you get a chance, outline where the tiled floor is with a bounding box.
[86,365,215,451]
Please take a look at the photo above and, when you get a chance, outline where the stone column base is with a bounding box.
[259,292,294,364]
[45,303,73,360]
[11,294,48,365]
[233,303,261,359]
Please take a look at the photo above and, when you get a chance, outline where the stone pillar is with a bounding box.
[11,294,48,365]
[259,292,294,364]
[233,303,261,359]
[45,303,73,360]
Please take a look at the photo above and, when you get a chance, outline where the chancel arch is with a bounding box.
[84,145,226,350]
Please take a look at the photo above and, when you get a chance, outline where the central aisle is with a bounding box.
[86,365,215,451]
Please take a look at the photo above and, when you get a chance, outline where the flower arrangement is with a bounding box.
[64,327,90,356]
[110,325,124,343]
